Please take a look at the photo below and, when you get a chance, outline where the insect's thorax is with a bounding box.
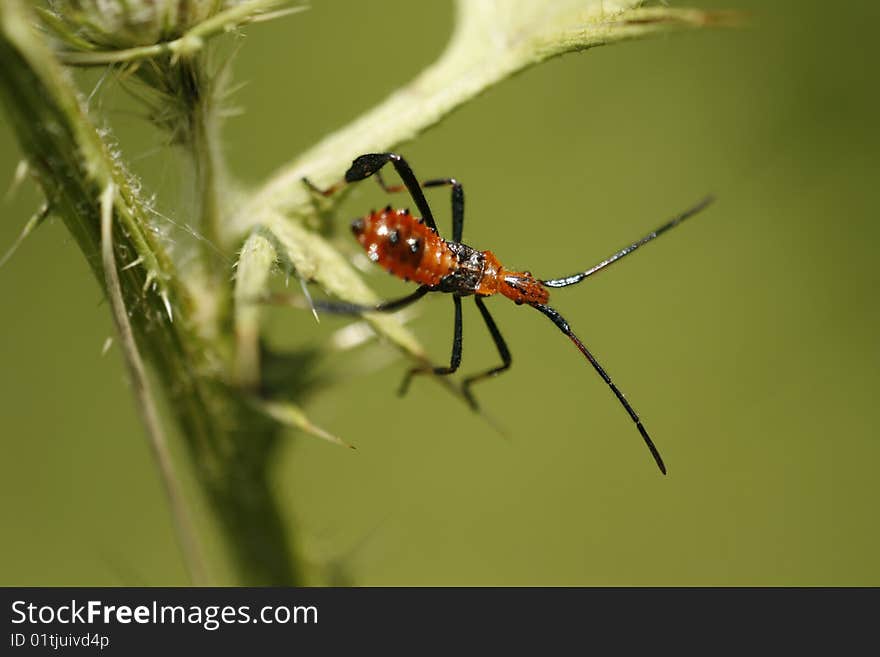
[439,241,486,296]
[352,207,549,304]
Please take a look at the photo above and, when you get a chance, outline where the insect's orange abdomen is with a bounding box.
[476,250,550,305]
[352,208,458,286]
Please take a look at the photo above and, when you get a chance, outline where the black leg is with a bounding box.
[266,285,431,315]
[530,303,667,475]
[303,154,467,240]
[398,294,463,395]
[462,296,511,410]
[423,178,465,242]
[343,153,438,232]
[372,174,465,242]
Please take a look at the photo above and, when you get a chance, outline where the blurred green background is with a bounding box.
[1,0,878,585]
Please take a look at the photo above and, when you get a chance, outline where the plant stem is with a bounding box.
[231,1,725,239]
[183,57,225,267]
[100,183,208,585]
[0,0,302,585]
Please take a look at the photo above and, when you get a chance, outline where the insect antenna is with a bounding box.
[541,196,714,289]
[530,303,667,474]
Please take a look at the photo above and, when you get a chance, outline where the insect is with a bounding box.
[304,153,713,474]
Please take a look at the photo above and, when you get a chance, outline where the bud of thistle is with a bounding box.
[48,0,223,50]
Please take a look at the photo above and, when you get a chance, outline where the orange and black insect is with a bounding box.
[305,153,713,474]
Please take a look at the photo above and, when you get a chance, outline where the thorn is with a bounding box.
[299,276,319,323]
[5,160,29,202]
[118,60,141,82]
[257,399,354,449]
[306,422,355,450]
[160,290,173,322]
[245,5,309,24]
[86,66,111,107]
[142,271,156,293]
[0,202,49,270]
[121,256,144,271]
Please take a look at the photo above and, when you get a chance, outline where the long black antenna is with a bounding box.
[542,196,714,289]
[531,303,667,474]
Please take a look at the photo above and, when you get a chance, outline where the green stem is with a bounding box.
[100,183,208,585]
[0,0,301,586]
[184,58,225,265]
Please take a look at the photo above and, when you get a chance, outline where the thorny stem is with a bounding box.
[0,0,301,585]
[231,3,728,239]
[100,183,207,585]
